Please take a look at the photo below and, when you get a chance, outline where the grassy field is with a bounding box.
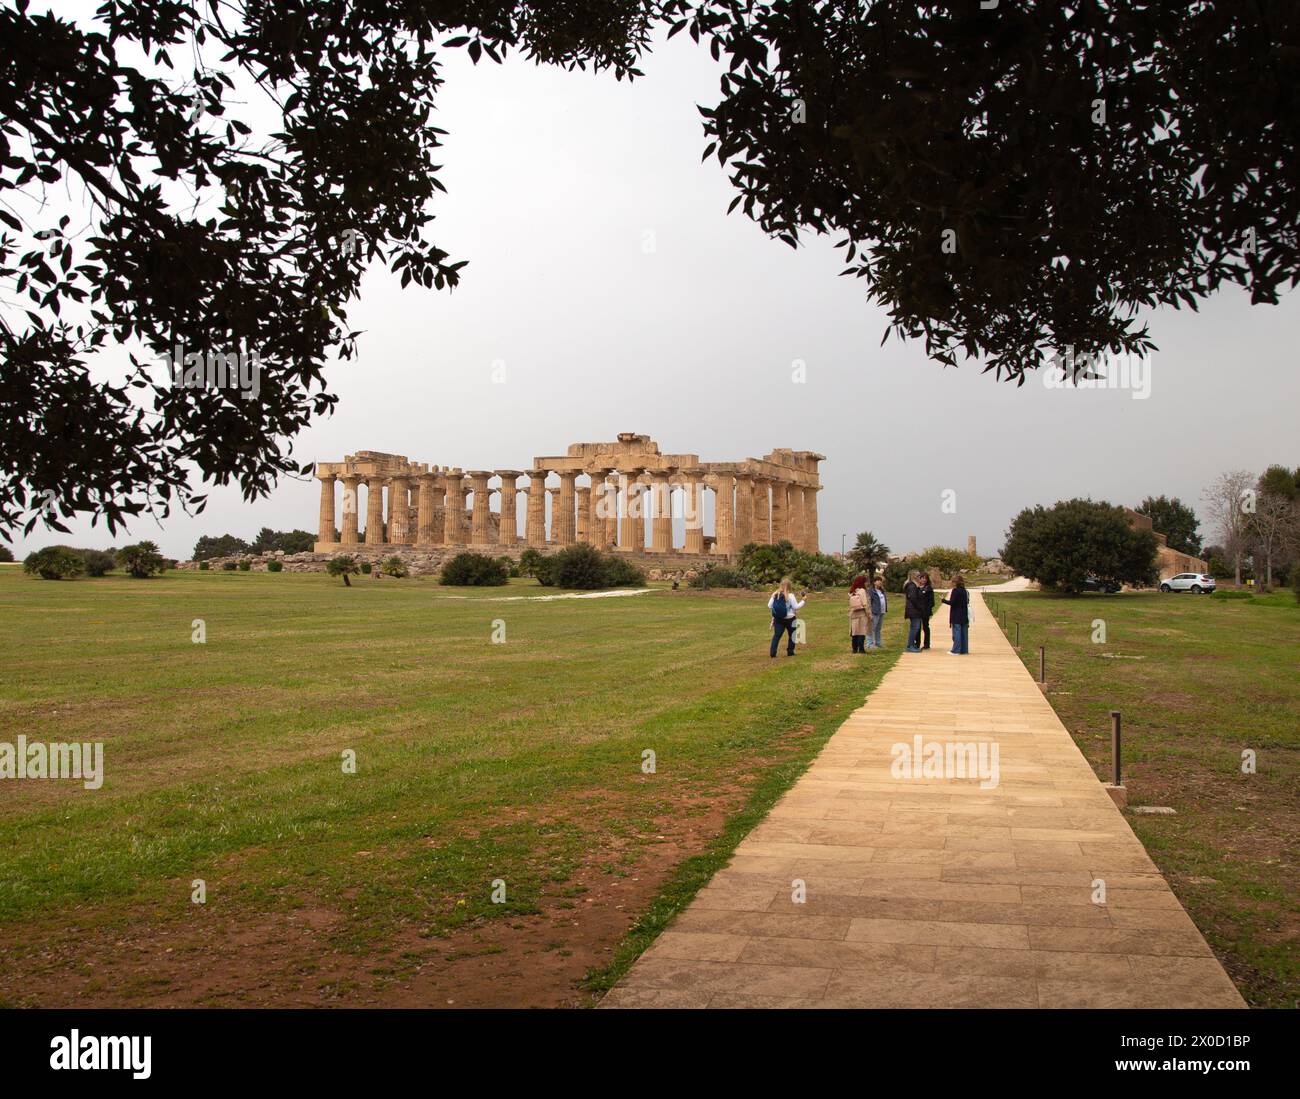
[984,588,1299,1008]
[0,565,898,1006]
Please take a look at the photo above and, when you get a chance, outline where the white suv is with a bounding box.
[1160,573,1216,594]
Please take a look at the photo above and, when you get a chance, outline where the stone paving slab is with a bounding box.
[603,590,1245,1009]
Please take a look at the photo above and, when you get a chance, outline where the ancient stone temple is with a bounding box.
[313,433,824,561]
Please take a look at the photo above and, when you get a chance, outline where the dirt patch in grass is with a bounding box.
[0,779,766,1008]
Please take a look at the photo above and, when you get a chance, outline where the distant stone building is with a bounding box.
[1124,508,1208,580]
[311,433,824,562]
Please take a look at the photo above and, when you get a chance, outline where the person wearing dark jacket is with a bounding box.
[903,571,925,652]
[917,572,936,649]
[943,575,971,654]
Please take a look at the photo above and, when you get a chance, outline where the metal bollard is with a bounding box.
[1111,711,1122,786]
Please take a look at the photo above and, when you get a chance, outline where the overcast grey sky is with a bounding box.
[15,25,1300,560]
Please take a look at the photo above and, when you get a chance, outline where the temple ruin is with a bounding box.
[313,433,824,561]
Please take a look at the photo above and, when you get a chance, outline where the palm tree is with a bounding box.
[326,554,360,587]
[847,532,889,578]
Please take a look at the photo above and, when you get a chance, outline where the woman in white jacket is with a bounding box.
[767,577,806,657]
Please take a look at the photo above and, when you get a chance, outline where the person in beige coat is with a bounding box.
[848,574,872,653]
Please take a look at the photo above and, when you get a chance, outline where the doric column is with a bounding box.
[387,475,410,543]
[788,485,806,550]
[770,480,789,543]
[317,471,337,545]
[712,471,735,556]
[587,468,611,543]
[617,468,644,551]
[365,478,386,544]
[650,469,674,553]
[415,473,439,545]
[806,485,821,553]
[753,479,771,544]
[733,472,754,549]
[576,486,592,543]
[525,469,548,546]
[496,471,522,545]
[341,475,361,544]
[683,468,705,554]
[600,475,619,547]
[556,471,578,545]
[443,469,464,544]
[468,471,494,546]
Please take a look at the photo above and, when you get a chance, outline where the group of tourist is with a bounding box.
[765,569,971,657]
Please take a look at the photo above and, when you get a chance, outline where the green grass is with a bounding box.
[984,588,1299,1008]
[0,568,898,1005]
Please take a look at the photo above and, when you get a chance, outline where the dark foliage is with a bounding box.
[6,0,1297,542]
[74,546,117,576]
[1136,495,1203,556]
[679,1,1300,378]
[1002,498,1158,592]
[532,544,645,589]
[440,551,509,586]
[192,534,252,561]
[22,545,84,579]
[251,528,315,555]
[116,540,166,578]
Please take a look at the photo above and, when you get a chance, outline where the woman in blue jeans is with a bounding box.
[767,577,806,657]
[942,575,970,654]
[868,576,887,649]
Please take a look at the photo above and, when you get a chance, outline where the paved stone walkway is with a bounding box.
[603,591,1245,1008]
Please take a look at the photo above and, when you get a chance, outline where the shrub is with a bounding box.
[1002,498,1158,592]
[116,541,166,579]
[237,559,252,572]
[23,546,84,580]
[440,552,509,586]
[883,559,911,592]
[736,540,800,584]
[915,545,983,577]
[688,564,751,589]
[221,560,238,571]
[266,559,283,572]
[534,555,558,587]
[496,555,521,578]
[381,555,408,578]
[518,548,544,577]
[600,553,647,588]
[326,555,360,586]
[359,561,372,574]
[76,547,117,577]
[541,544,646,589]
[795,552,851,589]
[198,560,210,571]
[733,540,849,589]
[0,545,16,563]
